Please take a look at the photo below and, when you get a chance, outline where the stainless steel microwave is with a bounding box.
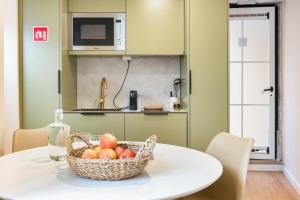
[69,13,125,51]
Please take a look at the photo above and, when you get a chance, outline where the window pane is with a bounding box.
[243,106,269,147]
[243,20,270,61]
[230,63,242,104]
[230,105,242,137]
[243,63,270,104]
[230,20,242,62]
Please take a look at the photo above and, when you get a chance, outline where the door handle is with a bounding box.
[263,86,274,92]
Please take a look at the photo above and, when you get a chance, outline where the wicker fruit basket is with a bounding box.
[66,133,157,180]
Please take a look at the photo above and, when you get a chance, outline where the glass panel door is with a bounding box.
[229,7,276,159]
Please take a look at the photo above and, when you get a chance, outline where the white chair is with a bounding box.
[12,127,48,152]
[183,132,254,200]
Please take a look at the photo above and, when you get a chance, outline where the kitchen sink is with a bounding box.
[72,108,122,112]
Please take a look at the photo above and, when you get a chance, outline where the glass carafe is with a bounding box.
[47,109,70,161]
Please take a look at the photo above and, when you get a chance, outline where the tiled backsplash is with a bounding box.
[77,56,180,110]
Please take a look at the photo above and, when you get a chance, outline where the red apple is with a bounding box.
[82,149,98,159]
[115,146,125,158]
[119,149,136,159]
[100,133,118,149]
[98,149,117,160]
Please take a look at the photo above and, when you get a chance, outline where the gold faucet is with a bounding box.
[99,77,107,109]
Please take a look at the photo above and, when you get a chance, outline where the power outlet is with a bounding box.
[122,56,132,61]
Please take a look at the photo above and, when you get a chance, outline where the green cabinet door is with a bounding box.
[126,0,184,55]
[68,0,126,12]
[125,113,187,147]
[189,0,228,151]
[63,113,124,140]
[22,0,61,128]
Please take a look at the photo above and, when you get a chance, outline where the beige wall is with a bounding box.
[0,0,4,155]
[282,0,300,193]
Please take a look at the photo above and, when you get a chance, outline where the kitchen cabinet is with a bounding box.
[68,0,125,13]
[22,0,77,128]
[22,0,61,128]
[63,113,125,140]
[188,0,228,151]
[126,0,184,55]
[68,50,125,56]
[61,0,77,112]
[125,113,187,147]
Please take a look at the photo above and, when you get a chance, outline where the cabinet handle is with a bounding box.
[80,113,105,115]
[143,112,169,115]
[189,70,192,94]
[58,69,61,94]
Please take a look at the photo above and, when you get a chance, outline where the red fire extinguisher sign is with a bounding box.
[33,26,48,42]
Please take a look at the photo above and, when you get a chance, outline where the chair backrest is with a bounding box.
[206,132,254,200]
[12,128,48,152]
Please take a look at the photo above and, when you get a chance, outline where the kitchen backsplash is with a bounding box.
[77,56,181,110]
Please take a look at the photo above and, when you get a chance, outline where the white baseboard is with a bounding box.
[248,164,283,171]
[283,167,300,195]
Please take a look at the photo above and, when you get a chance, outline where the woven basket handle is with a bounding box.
[136,135,157,161]
[67,133,93,153]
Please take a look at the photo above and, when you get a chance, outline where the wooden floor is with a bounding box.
[244,172,300,200]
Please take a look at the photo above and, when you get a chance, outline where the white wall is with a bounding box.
[0,0,4,155]
[0,0,20,154]
[282,0,300,194]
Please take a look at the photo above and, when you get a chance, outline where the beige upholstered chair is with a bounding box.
[183,132,254,200]
[12,127,48,152]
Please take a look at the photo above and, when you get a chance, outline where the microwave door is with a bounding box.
[72,17,115,50]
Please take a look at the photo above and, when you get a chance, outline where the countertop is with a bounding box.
[64,109,188,114]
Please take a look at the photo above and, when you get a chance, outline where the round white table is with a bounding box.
[0,144,222,200]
